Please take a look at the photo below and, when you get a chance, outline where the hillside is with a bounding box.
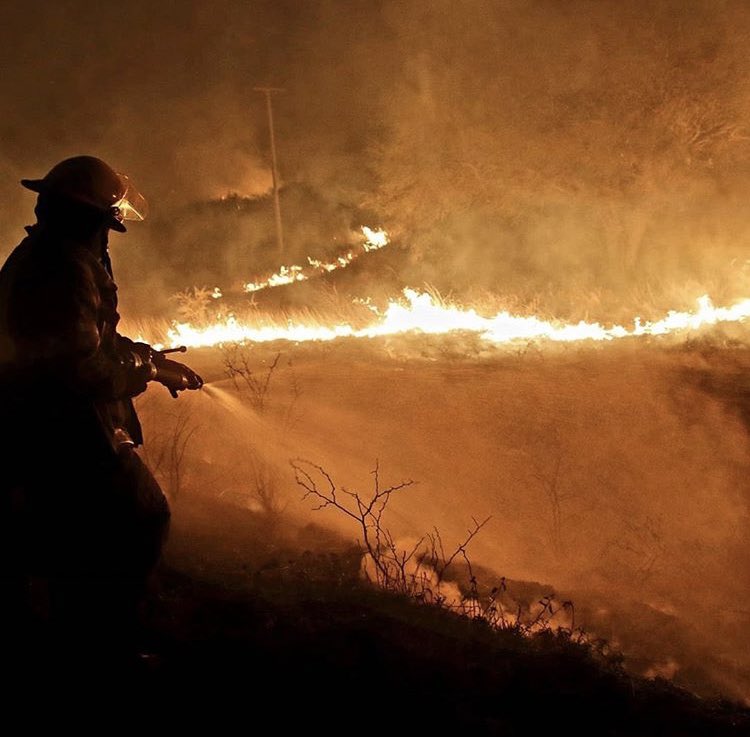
[136,493,749,734]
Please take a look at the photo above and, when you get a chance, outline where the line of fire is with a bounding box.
[0,2,749,732]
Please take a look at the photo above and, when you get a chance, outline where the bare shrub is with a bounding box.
[140,402,198,501]
[527,425,575,554]
[217,451,286,523]
[291,458,594,642]
[222,347,303,434]
[281,356,303,433]
[171,285,225,327]
[222,347,281,413]
[291,459,420,593]
[248,453,286,518]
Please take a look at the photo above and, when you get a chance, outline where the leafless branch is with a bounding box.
[222,347,282,413]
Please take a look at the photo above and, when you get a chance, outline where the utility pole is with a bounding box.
[254,86,285,256]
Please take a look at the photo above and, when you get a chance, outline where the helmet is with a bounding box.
[21,155,148,232]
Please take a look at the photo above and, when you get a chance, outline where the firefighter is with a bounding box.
[0,155,201,671]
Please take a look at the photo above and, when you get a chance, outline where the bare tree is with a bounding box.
[423,520,489,586]
[222,347,281,413]
[281,356,303,433]
[291,458,591,642]
[248,452,286,518]
[523,426,574,554]
[291,459,489,599]
[291,459,416,591]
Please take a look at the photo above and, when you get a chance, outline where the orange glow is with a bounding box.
[242,226,389,293]
[157,289,750,349]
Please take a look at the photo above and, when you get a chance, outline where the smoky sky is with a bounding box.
[4,1,750,699]
[0,0,394,242]
[2,0,750,302]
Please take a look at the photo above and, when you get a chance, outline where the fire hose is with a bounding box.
[150,346,203,398]
[123,343,203,399]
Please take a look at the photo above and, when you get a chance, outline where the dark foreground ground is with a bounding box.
[107,493,746,737]
[137,564,749,736]
[10,336,750,731]
[3,493,748,735]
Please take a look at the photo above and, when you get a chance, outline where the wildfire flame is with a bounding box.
[142,225,750,351]
[243,226,389,293]
[160,289,750,350]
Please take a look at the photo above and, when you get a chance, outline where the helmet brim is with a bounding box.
[20,178,45,193]
[23,177,128,232]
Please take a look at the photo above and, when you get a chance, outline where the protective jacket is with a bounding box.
[0,223,146,455]
[0,224,167,579]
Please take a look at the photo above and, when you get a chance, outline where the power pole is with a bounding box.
[254,86,285,256]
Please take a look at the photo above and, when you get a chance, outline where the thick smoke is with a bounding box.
[4,1,750,314]
[0,1,392,291]
[369,0,750,312]
[137,338,750,702]
[3,0,750,703]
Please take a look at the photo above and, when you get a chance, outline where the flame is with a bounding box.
[160,289,750,350]
[242,226,389,293]
[361,225,389,250]
[244,264,305,292]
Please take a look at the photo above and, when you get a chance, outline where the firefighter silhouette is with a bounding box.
[0,156,202,670]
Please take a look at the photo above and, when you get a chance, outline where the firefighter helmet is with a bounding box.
[21,155,148,232]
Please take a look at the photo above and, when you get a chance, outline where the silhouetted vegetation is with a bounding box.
[137,506,749,734]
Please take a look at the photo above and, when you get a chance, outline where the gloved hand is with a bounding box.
[119,345,158,397]
[129,341,155,363]
[153,357,203,398]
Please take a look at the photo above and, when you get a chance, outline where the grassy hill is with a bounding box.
[129,493,750,735]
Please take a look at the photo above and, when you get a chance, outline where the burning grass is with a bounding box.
[122,273,750,359]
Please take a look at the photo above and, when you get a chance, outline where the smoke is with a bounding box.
[0,0,400,306]
[4,1,750,313]
[368,0,750,308]
[137,337,750,701]
[3,0,750,702]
